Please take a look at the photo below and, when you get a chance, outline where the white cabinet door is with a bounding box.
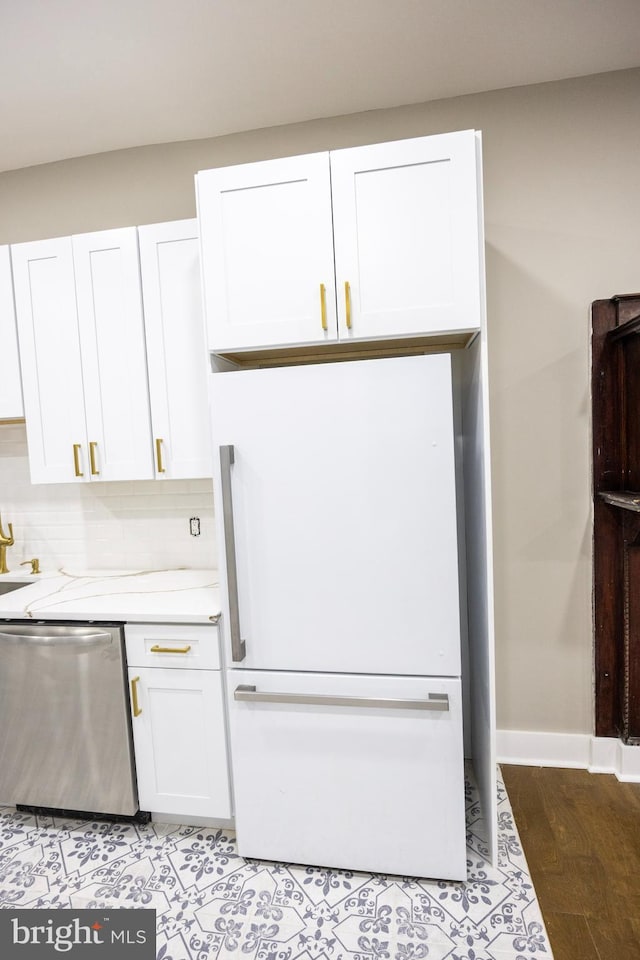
[228,669,467,880]
[73,228,153,481]
[197,152,337,351]
[0,246,23,419]
[128,667,231,820]
[138,219,211,479]
[11,237,89,483]
[211,353,461,676]
[330,131,482,340]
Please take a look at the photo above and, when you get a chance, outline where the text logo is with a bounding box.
[0,909,155,957]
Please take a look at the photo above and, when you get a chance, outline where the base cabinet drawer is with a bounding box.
[128,667,231,820]
[125,622,221,670]
[228,670,466,880]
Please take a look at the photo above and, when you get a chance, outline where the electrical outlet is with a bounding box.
[189,517,201,537]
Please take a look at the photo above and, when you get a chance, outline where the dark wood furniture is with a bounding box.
[593,293,640,742]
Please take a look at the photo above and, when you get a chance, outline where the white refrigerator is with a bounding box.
[211,353,468,880]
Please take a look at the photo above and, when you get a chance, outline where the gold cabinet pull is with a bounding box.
[131,676,142,717]
[155,437,165,474]
[319,283,328,331]
[89,441,99,476]
[150,644,192,654]
[344,281,352,330]
[73,444,84,477]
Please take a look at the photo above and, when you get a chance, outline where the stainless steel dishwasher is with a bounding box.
[0,621,139,818]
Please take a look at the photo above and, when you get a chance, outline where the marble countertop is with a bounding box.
[0,568,221,624]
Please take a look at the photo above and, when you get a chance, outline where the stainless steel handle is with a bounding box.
[0,629,112,646]
[234,684,449,711]
[219,444,246,662]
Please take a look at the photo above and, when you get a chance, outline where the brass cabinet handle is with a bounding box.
[344,280,352,330]
[155,437,165,474]
[150,644,191,654]
[73,444,84,477]
[131,676,142,717]
[319,283,328,331]
[89,441,99,476]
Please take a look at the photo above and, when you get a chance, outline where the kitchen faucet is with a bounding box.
[0,516,15,574]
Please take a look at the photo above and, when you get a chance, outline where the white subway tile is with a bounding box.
[0,443,219,572]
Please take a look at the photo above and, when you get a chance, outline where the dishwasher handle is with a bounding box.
[0,627,113,647]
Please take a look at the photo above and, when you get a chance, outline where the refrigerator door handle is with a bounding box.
[220,444,246,662]
[234,684,449,711]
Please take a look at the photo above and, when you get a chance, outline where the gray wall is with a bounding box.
[3,67,640,736]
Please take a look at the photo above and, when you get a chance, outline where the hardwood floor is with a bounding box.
[502,765,640,960]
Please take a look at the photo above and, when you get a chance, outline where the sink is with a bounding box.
[0,581,29,596]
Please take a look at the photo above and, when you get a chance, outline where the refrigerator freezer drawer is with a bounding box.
[228,669,467,880]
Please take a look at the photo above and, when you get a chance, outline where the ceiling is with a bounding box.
[2,0,640,174]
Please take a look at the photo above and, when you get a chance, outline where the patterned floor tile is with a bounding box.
[0,768,553,960]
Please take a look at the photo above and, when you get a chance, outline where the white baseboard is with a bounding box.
[497,729,640,782]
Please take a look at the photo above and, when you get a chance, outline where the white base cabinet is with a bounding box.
[228,669,467,880]
[126,624,231,821]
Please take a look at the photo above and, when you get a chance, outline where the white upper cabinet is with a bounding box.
[330,132,482,341]
[72,229,153,482]
[12,229,154,484]
[12,237,90,483]
[197,152,336,351]
[0,245,24,420]
[138,219,212,479]
[197,130,482,354]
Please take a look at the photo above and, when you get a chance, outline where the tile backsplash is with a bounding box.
[0,423,217,573]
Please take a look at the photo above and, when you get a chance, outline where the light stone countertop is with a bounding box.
[0,568,221,624]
